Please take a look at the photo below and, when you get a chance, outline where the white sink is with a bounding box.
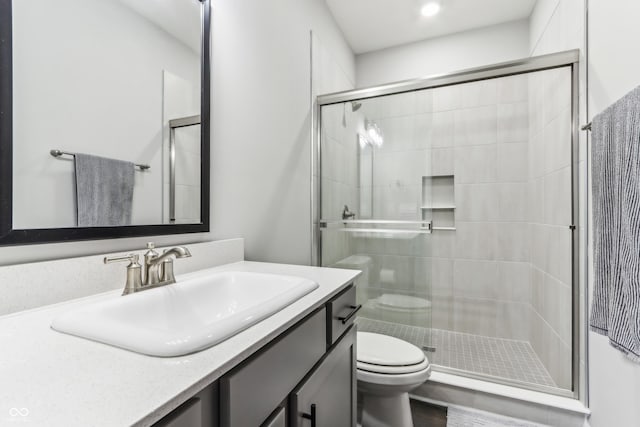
[51,271,319,357]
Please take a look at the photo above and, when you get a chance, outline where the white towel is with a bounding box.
[74,153,135,227]
[590,85,640,362]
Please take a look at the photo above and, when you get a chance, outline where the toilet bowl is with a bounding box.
[357,332,431,427]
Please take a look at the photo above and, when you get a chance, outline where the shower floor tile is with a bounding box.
[356,317,557,388]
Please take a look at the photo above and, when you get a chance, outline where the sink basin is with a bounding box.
[51,271,319,357]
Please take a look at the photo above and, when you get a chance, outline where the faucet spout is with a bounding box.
[144,245,192,287]
[147,246,192,266]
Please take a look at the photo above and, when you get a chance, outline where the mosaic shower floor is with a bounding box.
[356,317,557,388]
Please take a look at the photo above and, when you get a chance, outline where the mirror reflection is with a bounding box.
[11,0,202,228]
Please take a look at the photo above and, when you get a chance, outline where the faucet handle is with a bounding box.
[104,254,143,295]
[104,253,140,265]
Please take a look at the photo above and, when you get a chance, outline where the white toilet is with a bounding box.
[357,332,431,427]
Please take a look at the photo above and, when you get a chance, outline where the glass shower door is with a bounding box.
[318,63,576,395]
[319,93,435,352]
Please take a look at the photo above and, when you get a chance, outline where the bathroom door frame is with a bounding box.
[311,49,585,401]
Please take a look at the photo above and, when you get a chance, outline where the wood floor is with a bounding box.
[410,399,448,427]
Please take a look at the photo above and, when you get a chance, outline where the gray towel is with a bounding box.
[590,85,640,363]
[74,153,135,227]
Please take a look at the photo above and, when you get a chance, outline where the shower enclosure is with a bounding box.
[315,51,580,396]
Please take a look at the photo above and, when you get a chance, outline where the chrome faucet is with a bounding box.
[105,242,192,295]
[144,243,192,287]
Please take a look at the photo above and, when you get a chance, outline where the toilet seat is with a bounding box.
[356,332,429,375]
[357,358,430,375]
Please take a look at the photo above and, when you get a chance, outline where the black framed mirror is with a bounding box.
[0,0,210,245]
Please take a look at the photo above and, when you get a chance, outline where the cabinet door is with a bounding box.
[290,325,356,427]
[220,308,326,427]
[153,382,218,427]
[262,407,286,427]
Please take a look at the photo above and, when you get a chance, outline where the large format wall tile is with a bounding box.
[431,111,455,147]
[454,222,498,260]
[455,145,498,183]
[456,183,500,221]
[454,105,498,146]
[498,142,529,182]
[453,259,499,299]
[498,102,529,143]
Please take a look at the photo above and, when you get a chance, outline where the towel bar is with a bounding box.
[50,149,150,171]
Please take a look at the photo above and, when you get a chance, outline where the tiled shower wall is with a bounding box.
[528,67,573,389]
[321,70,573,390]
[350,76,534,343]
[353,90,434,307]
[319,105,361,266]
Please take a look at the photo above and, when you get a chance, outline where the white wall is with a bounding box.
[355,20,530,88]
[587,2,640,426]
[12,0,200,228]
[529,0,584,56]
[209,0,355,265]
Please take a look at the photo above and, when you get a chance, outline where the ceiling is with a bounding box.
[325,0,537,54]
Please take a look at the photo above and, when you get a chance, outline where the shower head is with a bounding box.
[351,101,362,112]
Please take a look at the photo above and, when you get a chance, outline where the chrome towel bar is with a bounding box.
[50,149,151,171]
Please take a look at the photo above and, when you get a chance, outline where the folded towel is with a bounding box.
[590,85,640,363]
[74,153,135,227]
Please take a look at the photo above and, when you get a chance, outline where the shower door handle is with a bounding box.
[301,403,316,427]
[319,219,432,234]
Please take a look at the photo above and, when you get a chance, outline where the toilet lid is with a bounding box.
[357,332,426,371]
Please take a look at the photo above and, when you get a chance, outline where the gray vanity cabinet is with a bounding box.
[154,284,356,427]
[220,307,327,426]
[290,325,357,427]
[262,407,286,427]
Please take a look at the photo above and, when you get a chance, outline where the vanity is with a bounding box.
[0,257,360,427]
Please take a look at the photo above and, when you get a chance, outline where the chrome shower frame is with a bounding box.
[311,50,584,401]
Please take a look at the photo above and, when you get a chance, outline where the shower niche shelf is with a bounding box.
[421,175,455,230]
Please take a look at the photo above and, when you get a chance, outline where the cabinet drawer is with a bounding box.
[326,285,358,346]
[220,308,326,427]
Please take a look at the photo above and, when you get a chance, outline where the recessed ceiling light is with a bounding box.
[421,1,441,17]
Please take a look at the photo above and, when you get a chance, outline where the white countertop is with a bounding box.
[0,261,359,427]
